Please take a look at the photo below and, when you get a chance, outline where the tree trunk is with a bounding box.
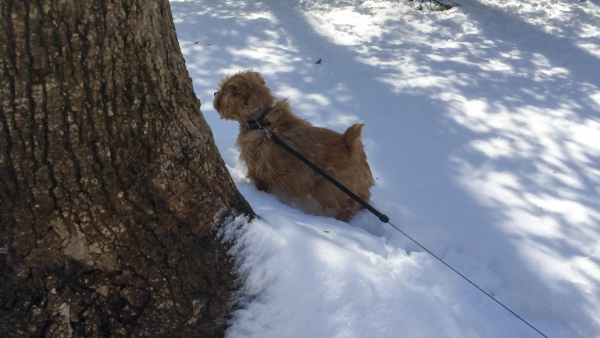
[0,0,253,336]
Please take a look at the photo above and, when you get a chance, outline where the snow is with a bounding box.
[170,0,600,337]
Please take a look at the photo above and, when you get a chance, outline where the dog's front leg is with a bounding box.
[252,178,271,193]
[247,165,272,193]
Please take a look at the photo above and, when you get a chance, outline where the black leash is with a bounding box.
[250,121,548,338]
[384,220,548,338]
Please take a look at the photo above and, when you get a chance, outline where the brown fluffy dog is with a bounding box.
[213,71,374,222]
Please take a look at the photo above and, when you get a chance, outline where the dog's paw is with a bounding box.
[254,179,271,193]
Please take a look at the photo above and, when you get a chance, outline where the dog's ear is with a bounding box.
[237,78,254,106]
[226,83,240,95]
[224,81,249,105]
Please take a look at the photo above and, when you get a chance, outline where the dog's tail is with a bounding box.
[342,123,365,153]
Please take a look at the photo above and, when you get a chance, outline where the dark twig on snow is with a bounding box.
[412,0,460,11]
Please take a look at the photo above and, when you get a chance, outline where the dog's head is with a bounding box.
[213,71,275,121]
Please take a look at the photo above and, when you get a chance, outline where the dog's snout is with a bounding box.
[214,91,218,96]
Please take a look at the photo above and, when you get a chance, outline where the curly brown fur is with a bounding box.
[213,71,375,222]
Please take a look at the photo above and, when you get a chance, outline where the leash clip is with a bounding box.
[256,121,273,139]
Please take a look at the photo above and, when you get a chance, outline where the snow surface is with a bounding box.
[170,0,600,337]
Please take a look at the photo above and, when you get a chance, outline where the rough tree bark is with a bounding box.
[0,0,253,336]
